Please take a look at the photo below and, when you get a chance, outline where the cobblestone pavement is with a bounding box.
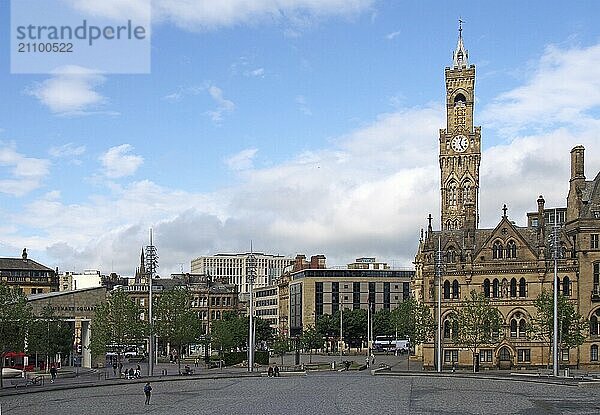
[2,370,600,415]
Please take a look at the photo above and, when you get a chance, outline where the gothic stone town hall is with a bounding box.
[413,27,600,370]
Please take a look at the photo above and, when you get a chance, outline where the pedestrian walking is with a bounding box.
[112,362,117,376]
[194,357,199,367]
[268,366,273,377]
[50,364,57,383]
[274,364,280,377]
[118,361,123,377]
[144,382,152,405]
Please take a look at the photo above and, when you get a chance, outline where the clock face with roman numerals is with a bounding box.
[451,135,468,152]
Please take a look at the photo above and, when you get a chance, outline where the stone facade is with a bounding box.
[414,28,600,370]
[0,249,58,294]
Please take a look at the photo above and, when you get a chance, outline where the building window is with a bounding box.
[492,279,500,298]
[483,279,490,298]
[510,278,517,297]
[592,234,599,249]
[443,280,451,299]
[447,247,456,263]
[479,349,493,363]
[444,349,458,363]
[492,241,504,259]
[315,282,323,316]
[452,280,460,299]
[510,312,527,338]
[519,278,527,297]
[594,263,600,295]
[443,316,457,339]
[561,349,570,362]
[383,282,390,310]
[591,345,599,362]
[353,282,361,310]
[562,276,571,297]
[590,310,600,336]
[403,282,410,300]
[506,240,517,258]
[517,349,531,363]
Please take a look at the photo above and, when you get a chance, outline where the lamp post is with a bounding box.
[145,228,158,377]
[247,251,257,372]
[435,235,443,372]
[339,298,343,361]
[552,209,560,377]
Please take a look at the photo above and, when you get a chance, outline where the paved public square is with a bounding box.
[2,371,600,415]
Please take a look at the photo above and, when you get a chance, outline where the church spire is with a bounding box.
[453,19,468,68]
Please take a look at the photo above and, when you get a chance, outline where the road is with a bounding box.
[2,371,600,415]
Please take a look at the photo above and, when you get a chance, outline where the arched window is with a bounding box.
[452,280,460,299]
[510,278,517,297]
[510,312,527,338]
[501,278,509,298]
[563,276,571,297]
[492,279,500,298]
[443,280,451,300]
[443,315,457,339]
[462,180,472,204]
[519,278,527,297]
[447,247,456,263]
[591,310,600,336]
[506,240,517,258]
[454,93,466,105]
[483,279,490,298]
[493,241,504,259]
[592,345,599,362]
[447,181,458,207]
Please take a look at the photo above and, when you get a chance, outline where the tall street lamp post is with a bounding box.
[247,251,257,372]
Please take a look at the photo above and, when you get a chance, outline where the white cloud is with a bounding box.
[153,0,375,31]
[295,95,312,115]
[27,66,107,116]
[206,85,235,122]
[385,30,401,40]
[0,142,50,197]
[225,149,258,171]
[49,143,86,165]
[99,144,144,178]
[481,43,600,135]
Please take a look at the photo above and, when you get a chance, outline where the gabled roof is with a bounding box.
[473,215,538,261]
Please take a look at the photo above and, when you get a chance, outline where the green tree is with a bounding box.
[255,317,274,347]
[453,290,503,372]
[373,308,394,338]
[89,290,147,368]
[343,308,367,349]
[271,335,290,365]
[0,283,32,388]
[155,287,203,374]
[27,306,73,368]
[316,313,338,352]
[301,325,323,363]
[391,297,436,347]
[532,289,587,366]
[210,311,247,352]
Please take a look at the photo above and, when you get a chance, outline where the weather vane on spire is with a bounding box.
[458,18,464,36]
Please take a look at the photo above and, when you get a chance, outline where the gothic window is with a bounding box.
[492,241,504,259]
[506,240,517,258]
[452,280,460,299]
[562,276,571,297]
[447,247,456,263]
[483,279,490,298]
[510,312,527,338]
[443,280,451,299]
[447,181,458,207]
[519,278,527,297]
[591,310,600,336]
[592,345,599,362]
[454,93,466,105]
[594,263,600,295]
[462,180,472,204]
[443,315,458,339]
[510,278,517,297]
[492,278,500,298]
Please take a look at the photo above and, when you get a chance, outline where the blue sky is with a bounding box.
[1,0,600,276]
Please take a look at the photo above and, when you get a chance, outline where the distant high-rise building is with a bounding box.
[191,253,294,295]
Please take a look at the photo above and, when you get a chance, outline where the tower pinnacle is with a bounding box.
[453,19,468,68]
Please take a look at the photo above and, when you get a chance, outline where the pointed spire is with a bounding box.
[453,18,469,68]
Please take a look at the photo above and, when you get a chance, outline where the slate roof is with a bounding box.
[0,257,54,272]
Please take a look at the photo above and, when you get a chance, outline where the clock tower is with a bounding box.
[439,22,481,231]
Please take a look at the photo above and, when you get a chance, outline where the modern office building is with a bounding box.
[191,253,294,295]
